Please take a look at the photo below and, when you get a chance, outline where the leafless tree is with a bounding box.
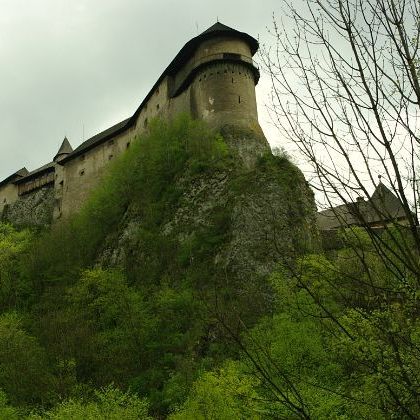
[260,0,420,277]
[213,1,420,417]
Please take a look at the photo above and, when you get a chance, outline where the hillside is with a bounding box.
[1,116,417,419]
[0,116,318,417]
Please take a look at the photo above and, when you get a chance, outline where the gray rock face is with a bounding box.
[99,156,319,289]
[1,186,54,227]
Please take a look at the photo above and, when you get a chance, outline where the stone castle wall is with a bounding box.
[1,28,270,225]
[2,185,54,227]
[0,183,19,216]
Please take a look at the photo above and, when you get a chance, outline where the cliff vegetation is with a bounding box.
[0,116,417,419]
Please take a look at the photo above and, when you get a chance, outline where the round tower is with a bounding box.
[189,24,261,134]
[167,23,269,155]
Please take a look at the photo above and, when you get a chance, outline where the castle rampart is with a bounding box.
[1,22,269,225]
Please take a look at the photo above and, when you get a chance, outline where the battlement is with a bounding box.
[0,22,269,225]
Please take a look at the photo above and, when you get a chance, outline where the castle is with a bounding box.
[0,22,269,225]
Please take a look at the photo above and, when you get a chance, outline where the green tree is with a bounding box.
[170,361,261,420]
[0,223,33,309]
[0,391,20,420]
[0,312,56,406]
[28,386,151,420]
[65,268,153,386]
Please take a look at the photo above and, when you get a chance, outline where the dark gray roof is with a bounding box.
[369,183,407,219]
[59,22,258,164]
[200,22,259,54]
[14,162,55,184]
[317,183,409,229]
[54,137,73,160]
[59,118,130,163]
[0,167,29,188]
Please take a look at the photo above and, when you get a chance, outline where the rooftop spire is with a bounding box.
[54,137,73,162]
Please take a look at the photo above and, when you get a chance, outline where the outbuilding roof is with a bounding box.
[317,183,410,229]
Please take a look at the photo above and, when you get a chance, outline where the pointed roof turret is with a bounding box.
[54,137,73,162]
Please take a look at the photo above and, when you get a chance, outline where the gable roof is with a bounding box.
[0,168,29,188]
[317,183,409,229]
[13,162,55,185]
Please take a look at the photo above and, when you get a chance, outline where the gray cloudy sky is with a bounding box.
[0,0,281,181]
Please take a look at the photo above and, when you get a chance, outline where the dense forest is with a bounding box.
[0,116,418,419]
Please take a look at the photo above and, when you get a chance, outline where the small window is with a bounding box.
[59,180,64,186]
[238,95,241,103]
[156,104,160,110]
[232,77,234,83]
[126,142,131,149]
[79,169,85,176]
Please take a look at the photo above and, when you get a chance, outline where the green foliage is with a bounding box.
[0,391,20,420]
[0,224,33,309]
[63,268,153,386]
[13,115,239,415]
[28,386,151,420]
[24,115,231,290]
[0,312,56,407]
[1,115,417,418]
[170,361,261,420]
[172,234,419,419]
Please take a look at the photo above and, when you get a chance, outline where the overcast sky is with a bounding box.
[0,0,283,180]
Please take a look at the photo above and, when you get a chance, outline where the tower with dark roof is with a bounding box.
[54,137,73,163]
[174,22,267,146]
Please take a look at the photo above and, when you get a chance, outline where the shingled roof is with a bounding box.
[54,137,73,161]
[59,118,130,163]
[13,162,55,185]
[0,168,29,188]
[317,183,409,229]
